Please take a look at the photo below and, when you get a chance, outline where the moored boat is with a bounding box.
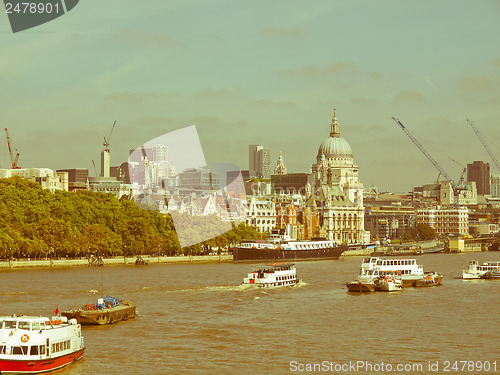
[480,269,500,279]
[413,272,443,287]
[359,257,429,287]
[243,263,299,288]
[346,280,375,292]
[61,296,136,325]
[233,239,346,262]
[0,315,84,374]
[346,269,382,292]
[374,274,404,292]
[463,260,500,279]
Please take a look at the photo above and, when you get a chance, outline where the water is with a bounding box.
[1,252,499,374]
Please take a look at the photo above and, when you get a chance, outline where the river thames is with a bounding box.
[1,252,499,374]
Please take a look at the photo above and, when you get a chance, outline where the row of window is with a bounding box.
[52,340,71,353]
[276,275,295,281]
[376,259,417,266]
[0,345,46,355]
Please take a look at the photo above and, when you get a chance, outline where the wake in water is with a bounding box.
[0,291,28,296]
[141,281,308,295]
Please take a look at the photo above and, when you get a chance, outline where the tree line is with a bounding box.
[0,176,262,260]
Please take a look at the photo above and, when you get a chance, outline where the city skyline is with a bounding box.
[1,0,499,193]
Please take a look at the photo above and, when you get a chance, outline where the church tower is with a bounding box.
[274,151,287,175]
[308,109,367,244]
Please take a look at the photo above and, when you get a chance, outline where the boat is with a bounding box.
[371,245,423,257]
[346,268,385,292]
[480,269,500,279]
[0,315,84,374]
[135,256,148,265]
[233,239,346,262]
[422,243,445,254]
[463,260,500,279]
[357,257,443,287]
[61,296,136,325]
[374,274,404,292]
[346,279,375,292]
[242,263,299,288]
[412,272,443,287]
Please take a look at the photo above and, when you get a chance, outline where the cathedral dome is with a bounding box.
[317,137,352,158]
[316,109,353,159]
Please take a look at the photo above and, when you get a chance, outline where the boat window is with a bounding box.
[11,346,28,355]
[4,320,17,329]
[32,322,41,330]
[0,345,5,354]
[18,321,30,330]
[30,345,39,355]
[39,345,46,355]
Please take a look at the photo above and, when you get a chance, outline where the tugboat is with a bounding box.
[242,263,299,288]
[61,296,136,325]
[0,315,84,374]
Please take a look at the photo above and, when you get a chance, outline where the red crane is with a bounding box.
[4,128,21,169]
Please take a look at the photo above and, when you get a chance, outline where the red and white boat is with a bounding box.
[243,263,299,287]
[0,315,84,374]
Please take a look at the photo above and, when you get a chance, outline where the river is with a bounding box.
[1,252,499,374]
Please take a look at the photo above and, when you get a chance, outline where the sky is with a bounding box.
[1,0,499,193]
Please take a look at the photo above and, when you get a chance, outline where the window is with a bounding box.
[30,346,39,355]
[39,345,46,355]
[4,320,16,329]
[0,345,5,354]
[12,346,28,355]
[18,321,30,330]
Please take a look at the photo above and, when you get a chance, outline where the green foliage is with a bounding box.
[0,176,261,259]
[0,177,175,259]
[402,223,437,242]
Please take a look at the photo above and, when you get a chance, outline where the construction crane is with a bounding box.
[4,128,21,169]
[92,160,99,176]
[103,121,116,150]
[467,119,500,172]
[392,117,466,207]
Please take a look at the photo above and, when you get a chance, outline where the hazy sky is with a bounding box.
[1,0,499,192]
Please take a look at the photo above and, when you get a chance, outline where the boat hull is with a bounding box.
[0,348,84,374]
[62,302,136,325]
[243,279,299,288]
[233,245,346,262]
[375,277,403,292]
[346,281,375,292]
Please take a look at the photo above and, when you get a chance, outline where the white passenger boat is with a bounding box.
[463,260,500,279]
[358,257,442,287]
[243,263,299,288]
[0,315,84,374]
[374,274,404,292]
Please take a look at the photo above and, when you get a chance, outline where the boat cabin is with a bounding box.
[360,257,424,277]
